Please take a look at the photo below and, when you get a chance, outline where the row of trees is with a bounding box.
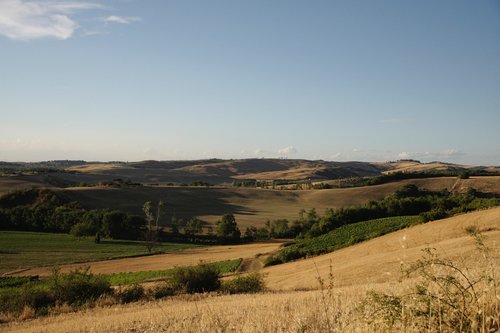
[0,188,244,244]
[243,185,500,241]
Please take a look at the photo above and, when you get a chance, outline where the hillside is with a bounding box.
[59,176,500,229]
[2,158,498,191]
[3,208,499,333]
[263,207,500,290]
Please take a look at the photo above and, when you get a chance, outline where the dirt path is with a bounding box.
[10,242,284,276]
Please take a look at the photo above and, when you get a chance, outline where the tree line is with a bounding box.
[0,188,244,244]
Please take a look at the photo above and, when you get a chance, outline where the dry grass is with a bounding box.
[3,259,497,332]
[2,209,500,332]
[0,286,374,333]
[263,207,500,290]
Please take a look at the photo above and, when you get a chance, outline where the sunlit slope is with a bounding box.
[264,207,500,290]
[60,177,500,229]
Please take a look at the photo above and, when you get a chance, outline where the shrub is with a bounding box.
[0,284,54,315]
[420,208,448,221]
[50,267,111,305]
[117,284,145,304]
[263,255,283,267]
[150,282,175,299]
[170,264,220,293]
[221,273,265,294]
[70,222,95,237]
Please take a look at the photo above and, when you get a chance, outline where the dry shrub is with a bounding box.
[149,281,175,299]
[94,294,118,308]
[18,306,36,321]
[362,232,500,332]
[116,284,145,304]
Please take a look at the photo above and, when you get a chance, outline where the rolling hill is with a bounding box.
[263,207,500,290]
[3,208,499,333]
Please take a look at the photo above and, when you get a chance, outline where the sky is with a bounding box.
[1,0,499,165]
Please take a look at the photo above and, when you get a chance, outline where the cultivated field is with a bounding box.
[0,232,197,275]
[3,208,499,332]
[8,241,283,277]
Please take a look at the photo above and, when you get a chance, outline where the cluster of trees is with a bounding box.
[0,188,246,244]
[244,219,294,240]
[294,185,499,238]
[0,188,146,240]
[245,185,500,241]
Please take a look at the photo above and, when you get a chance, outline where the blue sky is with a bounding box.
[1,0,499,165]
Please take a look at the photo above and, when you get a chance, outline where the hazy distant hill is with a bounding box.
[1,158,499,188]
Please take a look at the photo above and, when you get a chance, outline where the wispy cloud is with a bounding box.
[398,149,465,161]
[102,15,141,24]
[0,0,102,40]
[330,152,342,159]
[0,1,140,40]
[278,145,298,156]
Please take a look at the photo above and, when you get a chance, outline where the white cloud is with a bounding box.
[0,0,102,40]
[352,148,362,152]
[103,15,141,24]
[397,149,464,161]
[330,152,342,159]
[278,146,298,155]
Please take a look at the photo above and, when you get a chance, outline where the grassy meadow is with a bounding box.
[0,231,198,274]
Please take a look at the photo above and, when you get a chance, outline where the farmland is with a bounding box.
[2,207,499,332]
[0,231,198,275]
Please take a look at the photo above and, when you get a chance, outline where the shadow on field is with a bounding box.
[61,187,258,224]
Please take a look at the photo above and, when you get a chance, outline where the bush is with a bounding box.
[150,282,175,299]
[70,222,95,237]
[420,209,448,221]
[170,264,220,293]
[117,284,145,304]
[221,273,265,294]
[50,267,111,305]
[0,284,54,315]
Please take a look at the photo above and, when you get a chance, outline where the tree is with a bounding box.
[101,210,128,239]
[143,201,164,252]
[216,213,240,240]
[185,218,203,235]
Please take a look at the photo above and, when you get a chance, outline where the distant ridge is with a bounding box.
[1,158,499,185]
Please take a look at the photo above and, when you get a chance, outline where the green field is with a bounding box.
[268,215,423,264]
[107,258,242,285]
[0,231,199,274]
